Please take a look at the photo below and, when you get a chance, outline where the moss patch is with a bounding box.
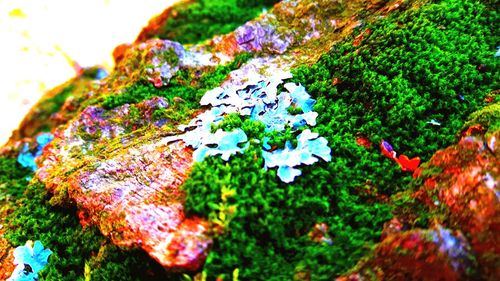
[0,157,32,203]
[102,52,253,127]
[4,181,181,281]
[181,0,499,279]
[143,0,280,44]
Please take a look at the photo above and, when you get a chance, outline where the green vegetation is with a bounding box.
[45,85,75,115]
[4,181,180,281]
[152,0,280,44]
[0,157,32,202]
[293,0,498,162]
[183,141,393,280]
[464,102,500,133]
[2,0,498,280]
[102,52,253,126]
[181,0,499,279]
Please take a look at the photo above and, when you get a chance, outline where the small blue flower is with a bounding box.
[8,241,52,281]
[381,140,394,153]
[95,68,108,80]
[17,133,54,171]
[35,133,54,150]
[17,144,37,172]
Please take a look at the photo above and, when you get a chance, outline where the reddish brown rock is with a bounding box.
[0,238,14,281]
[413,131,500,279]
[39,135,212,270]
[72,140,211,270]
[35,96,212,270]
[337,226,475,281]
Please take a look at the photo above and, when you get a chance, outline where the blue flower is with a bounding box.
[17,144,37,172]
[35,133,54,149]
[8,241,52,281]
[381,140,394,153]
[17,133,54,171]
[95,68,108,80]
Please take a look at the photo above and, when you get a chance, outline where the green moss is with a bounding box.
[463,102,500,133]
[2,0,498,279]
[3,181,180,281]
[293,0,498,162]
[0,157,32,202]
[183,142,393,280]
[162,47,180,67]
[150,0,280,44]
[45,85,75,115]
[102,52,253,126]
[287,106,303,115]
[211,113,244,133]
[152,107,168,120]
[181,0,499,279]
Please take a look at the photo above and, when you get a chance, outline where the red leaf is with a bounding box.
[398,154,421,172]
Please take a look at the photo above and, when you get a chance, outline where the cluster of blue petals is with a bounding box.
[179,75,331,182]
[8,241,52,281]
[17,133,54,172]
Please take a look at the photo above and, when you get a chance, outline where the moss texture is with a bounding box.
[101,52,253,125]
[0,157,32,203]
[140,0,280,44]
[1,0,498,280]
[4,181,181,281]
[181,0,499,279]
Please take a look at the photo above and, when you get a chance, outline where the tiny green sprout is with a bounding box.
[84,262,91,281]
[233,268,240,281]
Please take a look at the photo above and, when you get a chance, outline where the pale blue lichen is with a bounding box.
[193,129,249,162]
[262,129,331,183]
[200,78,317,132]
[7,241,52,281]
[180,76,330,182]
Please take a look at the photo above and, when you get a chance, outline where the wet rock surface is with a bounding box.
[35,104,213,270]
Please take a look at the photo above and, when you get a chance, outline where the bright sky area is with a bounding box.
[0,0,178,145]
